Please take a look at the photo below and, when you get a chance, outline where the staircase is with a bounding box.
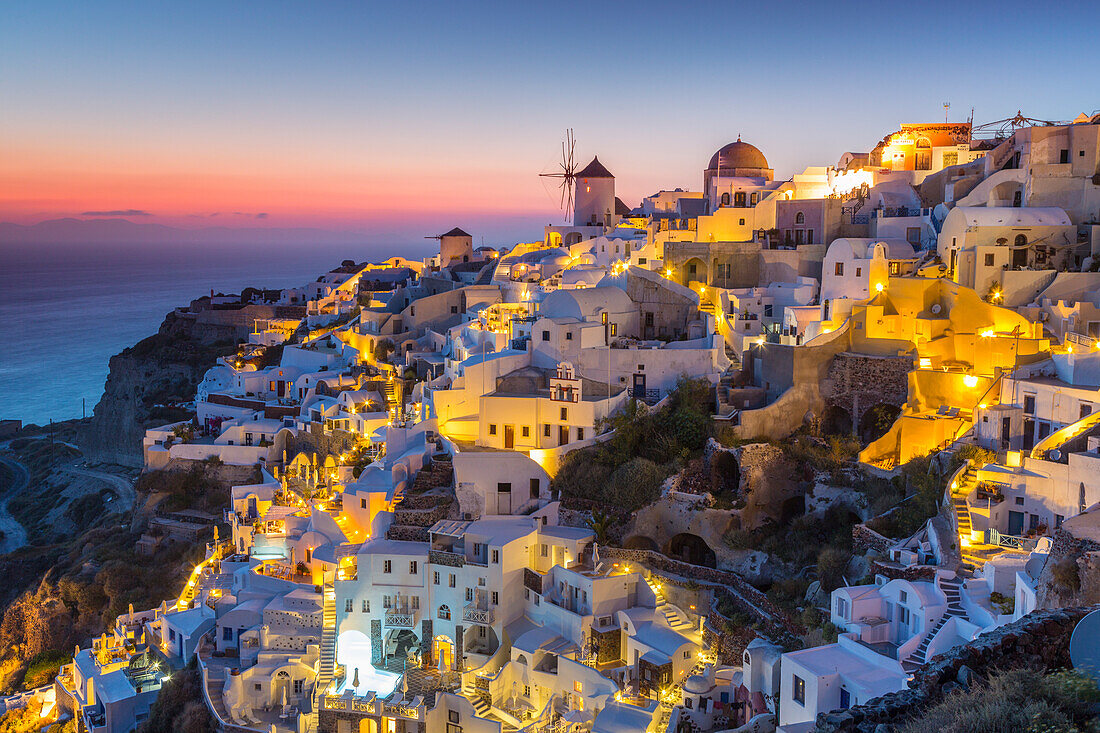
[659,604,695,633]
[382,378,400,411]
[313,584,337,709]
[950,466,1001,573]
[469,694,491,718]
[902,576,967,671]
[715,363,741,418]
[646,577,695,633]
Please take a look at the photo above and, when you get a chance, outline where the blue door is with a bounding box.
[1008,511,1024,535]
[840,687,851,709]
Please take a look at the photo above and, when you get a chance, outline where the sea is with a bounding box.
[0,241,401,426]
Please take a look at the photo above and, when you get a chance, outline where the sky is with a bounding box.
[1,0,1096,246]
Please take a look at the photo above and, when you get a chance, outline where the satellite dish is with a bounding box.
[931,303,942,315]
[1049,449,1061,462]
[1070,609,1100,686]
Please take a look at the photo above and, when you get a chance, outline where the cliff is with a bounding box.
[79,310,237,466]
[1036,512,1100,609]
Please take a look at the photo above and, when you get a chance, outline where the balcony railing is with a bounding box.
[463,604,495,624]
[384,609,415,628]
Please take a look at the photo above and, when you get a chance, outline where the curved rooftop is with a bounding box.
[540,285,634,321]
[707,138,769,171]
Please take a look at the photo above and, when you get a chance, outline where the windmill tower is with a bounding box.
[425,227,473,267]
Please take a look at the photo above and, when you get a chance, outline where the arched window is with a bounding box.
[720,193,730,206]
[795,212,805,225]
[438,605,451,620]
[1015,234,1028,247]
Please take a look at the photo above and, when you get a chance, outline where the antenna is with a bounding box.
[944,102,950,122]
[539,129,578,223]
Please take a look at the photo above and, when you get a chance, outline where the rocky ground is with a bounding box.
[0,424,215,694]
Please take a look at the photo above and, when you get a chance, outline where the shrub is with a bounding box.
[1050,556,1081,594]
[898,668,1100,733]
[816,546,851,593]
[607,458,668,512]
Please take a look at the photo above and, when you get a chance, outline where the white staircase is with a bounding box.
[313,584,337,707]
[902,576,967,671]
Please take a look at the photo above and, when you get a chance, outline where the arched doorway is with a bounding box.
[272,670,290,707]
[820,405,853,436]
[666,533,717,568]
[710,451,740,495]
[860,403,901,444]
[683,257,706,285]
[433,635,455,670]
[623,535,659,551]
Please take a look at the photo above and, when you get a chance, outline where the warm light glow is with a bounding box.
[980,329,994,338]
[991,290,1002,301]
[827,168,874,197]
[874,282,884,292]
[978,403,987,409]
[963,375,979,388]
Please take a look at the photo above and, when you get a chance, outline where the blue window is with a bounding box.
[223,627,233,641]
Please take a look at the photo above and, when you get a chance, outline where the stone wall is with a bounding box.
[597,546,801,645]
[822,352,911,432]
[1037,521,1100,609]
[851,524,895,555]
[386,525,430,543]
[284,424,357,463]
[816,605,1099,732]
[869,560,935,582]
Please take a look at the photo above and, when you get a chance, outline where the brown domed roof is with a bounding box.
[707,138,769,171]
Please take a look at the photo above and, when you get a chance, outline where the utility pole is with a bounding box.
[944,102,950,122]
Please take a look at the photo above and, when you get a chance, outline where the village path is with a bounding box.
[64,462,137,511]
[0,454,30,554]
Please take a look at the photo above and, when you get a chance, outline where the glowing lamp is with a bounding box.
[875,282,884,292]
[980,329,994,338]
[963,375,979,388]
[979,403,987,409]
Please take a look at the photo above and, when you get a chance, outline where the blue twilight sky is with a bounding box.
[0,0,1097,245]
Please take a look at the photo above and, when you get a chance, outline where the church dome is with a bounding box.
[707,138,769,171]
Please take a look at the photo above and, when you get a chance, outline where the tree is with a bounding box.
[374,338,396,363]
[587,509,613,544]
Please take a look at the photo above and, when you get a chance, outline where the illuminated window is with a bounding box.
[834,262,844,277]
[793,675,805,705]
[574,681,583,693]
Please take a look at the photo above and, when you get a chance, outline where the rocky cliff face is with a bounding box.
[1036,515,1100,609]
[79,310,237,466]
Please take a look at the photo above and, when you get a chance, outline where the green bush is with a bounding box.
[898,668,1100,733]
[607,458,667,511]
[816,546,851,593]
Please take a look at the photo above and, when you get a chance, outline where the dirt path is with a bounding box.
[64,463,137,511]
[0,455,30,554]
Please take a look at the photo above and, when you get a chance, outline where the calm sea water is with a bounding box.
[0,242,394,425]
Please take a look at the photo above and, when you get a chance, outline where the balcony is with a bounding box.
[463,604,495,625]
[384,609,416,628]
